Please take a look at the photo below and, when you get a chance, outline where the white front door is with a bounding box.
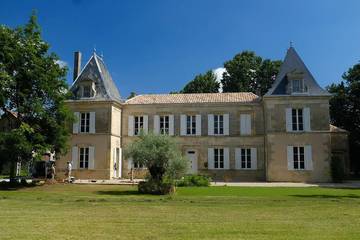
[186,150,198,174]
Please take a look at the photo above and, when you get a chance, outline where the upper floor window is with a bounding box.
[214,115,224,135]
[292,109,303,131]
[83,85,91,98]
[160,115,169,135]
[291,79,306,93]
[80,113,90,133]
[134,116,144,136]
[186,115,196,135]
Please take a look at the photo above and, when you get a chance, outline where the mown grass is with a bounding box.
[0,184,359,240]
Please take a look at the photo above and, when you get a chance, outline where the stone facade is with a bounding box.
[56,47,349,182]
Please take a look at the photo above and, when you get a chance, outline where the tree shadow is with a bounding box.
[290,194,360,199]
[0,181,38,191]
[96,190,142,196]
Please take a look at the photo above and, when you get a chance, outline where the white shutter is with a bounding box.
[88,146,95,169]
[303,107,311,132]
[154,115,160,134]
[251,148,257,170]
[224,148,230,169]
[118,148,122,178]
[240,114,251,135]
[196,114,201,136]
[73,112,80,134]
[286,108,292,132]
[235,148,241,169]
[128,115,134,136]
[224,113,229,135]
[305,145,313,170]
[208,148,214,169]
[287,146,294,170]
[143,115,148,134]
[180,114,186,136]
[169,115,174,136]
[71,146,78,170]
[127,158,133,170]
[89,112,95,133]
[208,114,214,136]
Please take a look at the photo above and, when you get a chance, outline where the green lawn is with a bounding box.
[0,184,359,240]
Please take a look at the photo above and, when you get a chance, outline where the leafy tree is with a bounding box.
[327,63,360,175]
[221,51,282,95]
[127,92,137,99]
[0,13,73,180]
[124,132,188,193]
[181,70,220,93]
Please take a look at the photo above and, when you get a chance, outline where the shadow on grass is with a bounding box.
[0,181,38,191]
[290,194,360,199]
[96,190,141,196]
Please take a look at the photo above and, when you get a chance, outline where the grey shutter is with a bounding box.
[208,114,214,136]
[71,146,78,170]
[154,115,160,134]
[89,112,95,133]
[303,107,311,132]
[196,114,201,136]
[180,114,186,136]
[128,115,134,136]
[240,114,246,135]
[143,115,148,134]
[305,145,313,170]
[246,114,251,135]
[169,115,174,136]
[224,113,229,135]
[235,148,241,169]
[208,148,214,169]
[286,108,292,132]
[73,112,80,134]
[287,146,294,170]
[88,146,95,169]
[251,148,257,170]
[224,148,230,169]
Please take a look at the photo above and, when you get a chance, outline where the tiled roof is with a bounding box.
[125,92,260,105]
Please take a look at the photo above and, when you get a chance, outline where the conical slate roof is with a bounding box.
[70,53,121,102]
[265,47,330,96]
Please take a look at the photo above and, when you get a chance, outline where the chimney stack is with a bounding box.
[73,51,82,81]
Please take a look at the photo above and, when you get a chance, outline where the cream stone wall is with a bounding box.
[121,102,266,181]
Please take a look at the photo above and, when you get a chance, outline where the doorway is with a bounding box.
[186,150,198,174]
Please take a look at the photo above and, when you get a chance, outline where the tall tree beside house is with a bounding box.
[181,70,220,93]
[0,13,73,180]
[327,63,360,175]
[221,51,282,96]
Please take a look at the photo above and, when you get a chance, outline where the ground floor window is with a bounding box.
[293,146,305,170]
[241,148,252,169]
[214,148,224,169]
[79,147,89,169]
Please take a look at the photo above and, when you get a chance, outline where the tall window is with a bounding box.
[214,148,224,169]
[79,147,89,169]
[134,116,144,136]
[80,113,90,133]
[292,79,303,93]
[83,85,91,98]
[292,109,303,131]
[186,115,196,135]
[293,146,305,170]
[214,115,224,135]
[160,116,169,135]
[241,148,252,169]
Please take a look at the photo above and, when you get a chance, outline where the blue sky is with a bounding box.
[1,0,360,98]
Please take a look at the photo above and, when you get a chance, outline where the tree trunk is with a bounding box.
[9,160,16,182]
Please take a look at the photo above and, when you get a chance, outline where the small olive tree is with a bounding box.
[124,132,188,193]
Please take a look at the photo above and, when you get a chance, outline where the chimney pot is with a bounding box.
[73,51,82,81]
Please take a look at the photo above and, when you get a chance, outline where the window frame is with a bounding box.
[80,112,90,133]
[214,148,224,169]
[159,115,170,135]
[79,147,89,169]
[134,116,144,136]
[214,114,224,135]
[291,108,304,132]
[240,148,252,169]
[186,115,196,135]
[293,146,305,170]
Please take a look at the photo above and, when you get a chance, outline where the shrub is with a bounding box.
[138,180,175,195]
[331,155,346,183]
[177,174,211,187]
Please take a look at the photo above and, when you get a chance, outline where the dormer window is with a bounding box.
[292,79,303,93]
[78,81,96,98]
[83,85,91,98]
